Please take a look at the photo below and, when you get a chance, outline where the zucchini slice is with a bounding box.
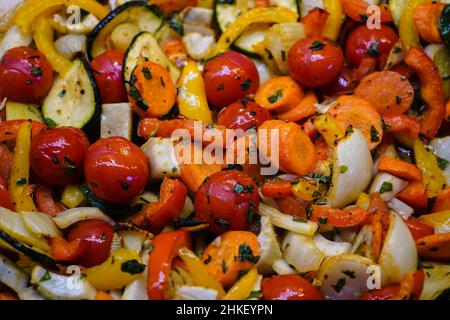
[5,101,43,122]
[439,4,450,52]
[123,31,180,91]
[42,59,101,131]
[87,1,163,59]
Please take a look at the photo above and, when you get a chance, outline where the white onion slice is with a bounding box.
[368,172,408,202]
[314,233,351,257]
[20,211,62,238]
[281,232,325,273]
[53,207,115,229]
[387,198,414,221]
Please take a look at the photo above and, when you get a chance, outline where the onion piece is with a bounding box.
[327,129,373,208]
[387,198,414,221]
[314,233,351,257]
[256,216,282,274]
[54,34,87,60]
[318,253,374,300]
[53,207,115,229]
[17,287,44,300]
[272,259,296,275]
[350,224,373,255]
[430,137,450,185]
[0,253,29,293]
[258,203,318,236]
[20,211,62,238]
[175,286,218,300]
[368,172,408,202]
[419,262,450,300]
[379,212,417,285]
[281,232,325,273]
[0,25,32,59]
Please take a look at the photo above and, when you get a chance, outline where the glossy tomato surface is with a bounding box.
[194,170,259,234]
[90,50,127,104]
[30,127,90,186]
[0,47,53,103]
[288,37,344,88]
[203,51,259,111]
[67,219,114,267]
[217,99,272,131]
[84,137,149,203]
[345,24,398,67]
[262,275,323,300]
[0,176,13,210]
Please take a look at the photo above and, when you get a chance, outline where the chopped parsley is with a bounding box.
[121,260,146,275]
[367,41,381,57]
[44,117,57,129]
[370,125,380,142]
[217,83,225,91]
[39,271,51,282]
[306,206,313,219]
[342,270,355,279]
[382,119,391,132]
[31,67,43,77]
[332,278,346,293]
[141,67,152,80]
[51,156,59,164]
[437,156,449,171]
[379,181,393,194]
[268,90,283,104]
[241,79,252,91]
[317,216,328,225]
[247,290,263,299]
[16,178,27,186]
[232,182,254,194]
[121,182,130,190]
[237,243,259,263]
[215,218,231,228]
[293,216,307,223]
[203,255,212,265]
[395,95,402,104]
[339,165,348,174]
[309,41,326,51]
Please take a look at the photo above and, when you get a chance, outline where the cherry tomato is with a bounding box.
[318,66,358,99]
[0,176,13,210]
[359,284,400,300]
[262,275,323,300]
[194,170,259,234]
[288,37,344,88]
[406,218,434,241]
[0,47,53,103]
[345,24,398,68]
[84,137,149,203]
[67,219,114,267]
[203,51,260,112]
[90,50,127,104]
[217,99,272,131]
[30,127,90,186]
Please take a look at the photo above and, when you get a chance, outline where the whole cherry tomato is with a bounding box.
[406,218,434,241]
[262,275,323,300]
[194,170,259,234]
[0,176,13,210]
[318,66,358,99]
[345,24,398,68]
[84,137,149,203]
[203,51,260,112]
[0,47,53,103]
[288,37,344,88]
[358,284,400,300]
[67,219,114,267]
[30,127,90,186]
[217,99,272,131]
[90,50,127,104]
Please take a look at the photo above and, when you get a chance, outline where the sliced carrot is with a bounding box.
[413,2,445,44]
[378,156,422,181]
[0,143,12,182]
[397,181,429,210]
[416,233,450,262]
[96,291,114,300]
[275,196,309,218]
[254,76,304,113]
[162,39,190,68]
[258,120,316,176]
[432,187,450,212]
[201,231,260,289]
[275,91,318,122]
[327,95,383,149]
[340,0,392,23]
[355,71,415,116]
[301,8,329,37]
[34,185,66,217]
[261,180,293,199]
[382,114,421,139]
[368,192,391,261]
[311,205,369,228]
[405,47,445,138]
[128,61,177,118]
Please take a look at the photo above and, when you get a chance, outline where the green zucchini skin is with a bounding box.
[87,1,163,60]
[82,58,102,135]
[0,230,58,270]
[439,5,450,52]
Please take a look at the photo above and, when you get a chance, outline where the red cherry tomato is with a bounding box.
[262,275,323,300]
[0,176,13,210]
[84,137,149,203]
[194,170,259,234]
[67,219,114,267]
[345,24,398,68]
[359,284,400,300]
[30,127,90,186]
[406,218,435,241]
[288,37,344,88]
[90,50,127,104]
[0,47,53,103]
[318,66,358,99]
[203,51,260,112]
[217,99,272,131]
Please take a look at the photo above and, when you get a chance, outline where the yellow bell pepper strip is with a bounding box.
[313,113,345,146]
[14,0,109,35]
[86,248,145,290]
[177,61,213,124]
[414,139,446,198]
[9,121,37,212]
[418,210,450,233]
[34,14,73,75]
[291,178,321,202]
[322,0,345,41]
[222,267,258,300]
[177,247,226,298]
[61,184,88,208]
[399,0,432,50]
[211,7,298,57]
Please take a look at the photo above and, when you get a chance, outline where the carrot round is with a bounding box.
[354,71,415,116]
[416,233,450,262]
[397,181,428,210]
[405,47,445,138]
[327,95,383,149]
[377,156,422,181]
[261,180,293,198]
[413,2,445,44]
[275,90,318,122]
[340,0,392,23]
[254,76,304,113]
[201,231,260,289]
[128,61,177,118]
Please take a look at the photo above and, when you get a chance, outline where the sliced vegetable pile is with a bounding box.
[0,0,449,301]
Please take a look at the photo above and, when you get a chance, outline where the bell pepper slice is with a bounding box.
[211,7,298,57]
[311,205,369,228]
[399,0,432,50]
[0,176,14,211]
[222,267,258,300]
[49,237,89,261]
[322,0,345,41]
[0,120,45,143]
[340,0,392,23]
[147,230,191,300]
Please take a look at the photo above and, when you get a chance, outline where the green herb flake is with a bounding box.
[203,255,212,265]
[232,182,254,194]
[237,243,259,263]
[367,41,381,58]
[293,216,307,223]
[309,41,326,51]
[215,218,231,228]
[247,290,262,299]
[306,206,312,219]
[370,125,380,142]
[317,216,328,225]
[437,156,449,171]
[31,67,43,77]
[241,79,252,91]
[141,67,152,80]
[121,259,146,275]
[339,165,348,174]
[39,270,51,282]
[51,156,59,164]
[16,177,27,186]
[332,278,346,293]
[379,181,393,194]
[395,95,402,104]
[44,117,57,129]
[342,270,355,279]
[268,90,283,104]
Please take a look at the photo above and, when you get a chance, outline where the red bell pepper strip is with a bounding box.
[310,205,369,228]
[0,120,46,142]
[382,114,421,139]
[49,237,89,262]
[340,0,392,23]
[432,187,450,212]
[261,180,294,199]
[0,176,13,210]
[397,181,428,210]
[301,8,329,37]
[0,143,12,182]
[406,218,434,241]
[34,185,66,216]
